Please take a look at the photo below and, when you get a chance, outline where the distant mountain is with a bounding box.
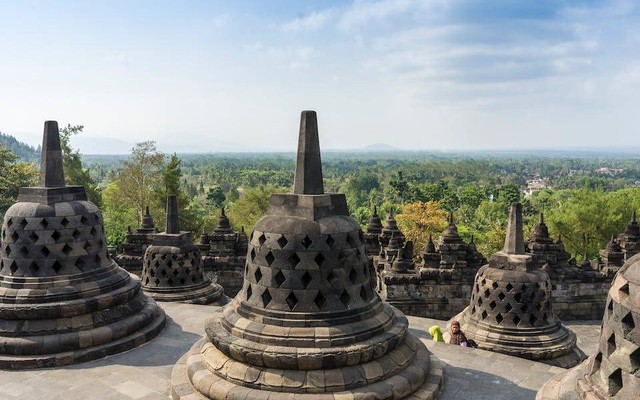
[0,132,40,162]
[361,143,399,152]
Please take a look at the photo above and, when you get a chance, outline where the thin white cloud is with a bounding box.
[338,0,428,30]
[245,42,317,71]
[281,9,337,32]
[615,62,640,85]
[278,0,438,32]
[211,14,230,29]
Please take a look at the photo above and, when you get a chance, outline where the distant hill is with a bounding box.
[361,143,399,152]
[0,132,39,162]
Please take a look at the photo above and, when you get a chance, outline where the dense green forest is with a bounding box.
[2,132,640,262]
[0,132,40,162]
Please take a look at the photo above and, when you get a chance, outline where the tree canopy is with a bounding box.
[0,144,38,216]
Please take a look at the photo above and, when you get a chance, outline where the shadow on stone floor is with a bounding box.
[411,325,438,341]
[439,367,538,400]
[409,327,549,399]
[66,314,201,369]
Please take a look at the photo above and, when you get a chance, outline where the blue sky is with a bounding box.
[0,0,639,152]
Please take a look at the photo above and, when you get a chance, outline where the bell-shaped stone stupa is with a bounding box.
[451,203,585,368]
[363,205,383,257]
[537,252,640,398]
[380,209,405,248]
[171,111,443,399]
[0,121,166,369]
[141,195,228,305]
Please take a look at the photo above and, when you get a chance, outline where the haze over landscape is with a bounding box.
[1,0,639,152]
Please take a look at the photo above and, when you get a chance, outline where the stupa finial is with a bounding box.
[165,195,179,234]
[145,205,150,216]
[40,121,65,187]
[632,210,637,223]
[539,212,545,224]
[293,110,323,195]
[448,212,454,226]
[503,202,525,254]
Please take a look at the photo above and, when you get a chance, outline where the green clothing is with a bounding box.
[429,325,444,342]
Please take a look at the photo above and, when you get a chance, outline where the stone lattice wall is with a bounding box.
[202,256,245,297]
[1,206,108,277]
[384,278,610,321]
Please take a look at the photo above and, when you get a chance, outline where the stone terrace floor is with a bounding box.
[0,302,601,400]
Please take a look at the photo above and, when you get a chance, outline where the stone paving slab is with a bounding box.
[0,302,600,400]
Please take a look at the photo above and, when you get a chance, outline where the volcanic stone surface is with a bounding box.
[170,111,443,399]
[141,195,228,305]
[0,121,166,369]
[451,203,585,368]
[537,251,640,399]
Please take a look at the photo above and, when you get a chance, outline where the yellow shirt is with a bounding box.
[428,325,444,342]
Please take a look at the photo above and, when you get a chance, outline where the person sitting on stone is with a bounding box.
[428,325,444,342]
[449,320,468,347]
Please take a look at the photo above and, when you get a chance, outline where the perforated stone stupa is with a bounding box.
[0,121,166,369]
[537,253,640,399]
[141,195,228,305]
[170,111,443,400]
[451,203,585,368]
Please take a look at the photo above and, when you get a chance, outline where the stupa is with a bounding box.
[380,209,405,248]
[451,203,585,368]
[170,111,443,399]
[598,236,624,276]
[537,253,640,399]
[617,210,640,261]
[363,205,383,257]
[527,213,579,280]
[198,210,248,298]
[0,121,166,369]
[390,241,416,273]
[141,195,228,305]
[437,213,471,270]
[113,205,158,275]
[204,207,237,257]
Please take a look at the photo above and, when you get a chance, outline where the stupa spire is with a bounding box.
[503,202,525,254]
[40,121,66,187]
[165,195,179,234]
[293,110,324,195]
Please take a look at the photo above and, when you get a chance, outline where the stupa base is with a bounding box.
[144,282,229,305]
[0,297,166,369]
[171,336,443,400]
[536,358,590,400]
[452,310,585,369]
